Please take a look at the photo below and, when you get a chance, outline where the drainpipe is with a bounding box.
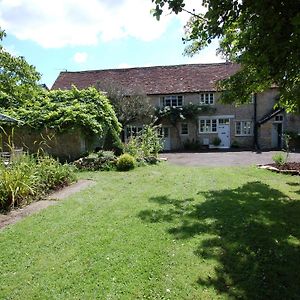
[253,93,259,150]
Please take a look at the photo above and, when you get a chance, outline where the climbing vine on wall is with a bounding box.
[155,103,216,125]
[3,86,122,139]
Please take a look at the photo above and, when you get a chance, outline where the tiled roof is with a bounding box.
[52,62,240,95]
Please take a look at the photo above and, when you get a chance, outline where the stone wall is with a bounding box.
[1,126,102,161]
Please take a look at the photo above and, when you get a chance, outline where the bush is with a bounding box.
[212,136,221,146]
[272,152,286,166]
[183,139,201,151]
[116,153,136,171]
[124,125,163,163]
[73,151,117,171]
[0,154,76,211]
[231,140,240,148]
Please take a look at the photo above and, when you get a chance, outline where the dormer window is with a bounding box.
[200,93,214,105]
[160,95,183,107]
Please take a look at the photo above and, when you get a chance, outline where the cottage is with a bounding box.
[52,63,300,151]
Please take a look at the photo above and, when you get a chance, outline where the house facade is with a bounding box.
[52,63,300,151]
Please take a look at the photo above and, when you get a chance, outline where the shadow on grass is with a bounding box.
[138,181,300,299]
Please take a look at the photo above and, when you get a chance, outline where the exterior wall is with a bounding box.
[148,92,256,150]
[1,126,101,161]
[126,88,298,151]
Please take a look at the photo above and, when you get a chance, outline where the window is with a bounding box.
[235,121,253,136]
[218,118,230,125]
[160,95,183,107]
[126,125,143,139]
[274,114,283,122]
[158,127,169,138]
[180,123,188,135]
[199,119,217,133]
[200,93,214,105]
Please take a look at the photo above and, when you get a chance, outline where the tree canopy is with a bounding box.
[152,0,300,110]
[0,29,41,108]
[98,83,153,126]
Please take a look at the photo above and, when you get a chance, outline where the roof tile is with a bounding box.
[52,63,240,95]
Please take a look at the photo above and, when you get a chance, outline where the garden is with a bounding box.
[1,26,300,299]
[1,164,300,299]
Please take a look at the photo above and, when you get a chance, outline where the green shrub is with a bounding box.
[0,154,76,211]
[116,153,136,171]
[74,151,117,171]
[231,140,240,148]
[183,139,201,151]
[272,152,286,166]
[36,156,76,191]
[212,136,221,146]
[124,125,163,163]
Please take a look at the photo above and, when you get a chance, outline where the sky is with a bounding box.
[0,0,224,88]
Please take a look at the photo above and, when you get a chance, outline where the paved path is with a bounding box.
[160,151,300,167]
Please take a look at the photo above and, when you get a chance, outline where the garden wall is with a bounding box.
[1,126,103,161]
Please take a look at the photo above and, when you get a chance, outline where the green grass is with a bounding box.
[1,164,300,299]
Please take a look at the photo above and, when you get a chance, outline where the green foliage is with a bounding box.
[212,136,221,146]
[4,87,121,136]
[231,140,240,148]
[0,154,75,211]
[124,125,163,161]
[183,138,201,151]
[98,83,153,126]
[151,0,300,110]
[272,152,286,166]
[116,153,136,171]
[74,151,117,171]
[0,28,41,108]
[0,28,121,149]
[155,104,215,125]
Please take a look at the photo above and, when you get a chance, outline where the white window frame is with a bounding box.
[200,93,214,105]
[199,119,217,133]
[160,95,184,107]
[198,115,234,134]
[235,121,253,136]
[180,123,189,135]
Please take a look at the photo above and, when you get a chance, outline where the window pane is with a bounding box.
[200,120,205,132]
[177,97,183,106]
[181,123,188,134]
[236,122,241,135]
[212,119,217,132]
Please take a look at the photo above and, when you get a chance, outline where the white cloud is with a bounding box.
[184,39,225,64]
[3,44,20,56]
[117,63,133,69]
[0,0,175,48]
[73,52,88,64]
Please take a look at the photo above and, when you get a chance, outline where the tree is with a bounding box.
[151,0,300,111]
[97,83,153,126]
[0,28,41,108]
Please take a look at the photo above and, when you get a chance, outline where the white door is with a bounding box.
[218,124,230,148]
[160,127,171,150]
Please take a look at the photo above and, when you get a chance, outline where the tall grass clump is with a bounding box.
[0,154,76,211]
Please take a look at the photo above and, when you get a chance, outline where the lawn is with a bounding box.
[1,164,300,299]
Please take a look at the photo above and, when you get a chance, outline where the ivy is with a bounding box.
[3,86,122,139]
[155,103,216,125]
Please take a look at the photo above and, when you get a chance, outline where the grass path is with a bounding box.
[1,164,300,299]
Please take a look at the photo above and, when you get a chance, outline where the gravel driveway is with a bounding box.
[160,151,300,167]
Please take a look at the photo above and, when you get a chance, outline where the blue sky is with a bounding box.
[0,0,223,88]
